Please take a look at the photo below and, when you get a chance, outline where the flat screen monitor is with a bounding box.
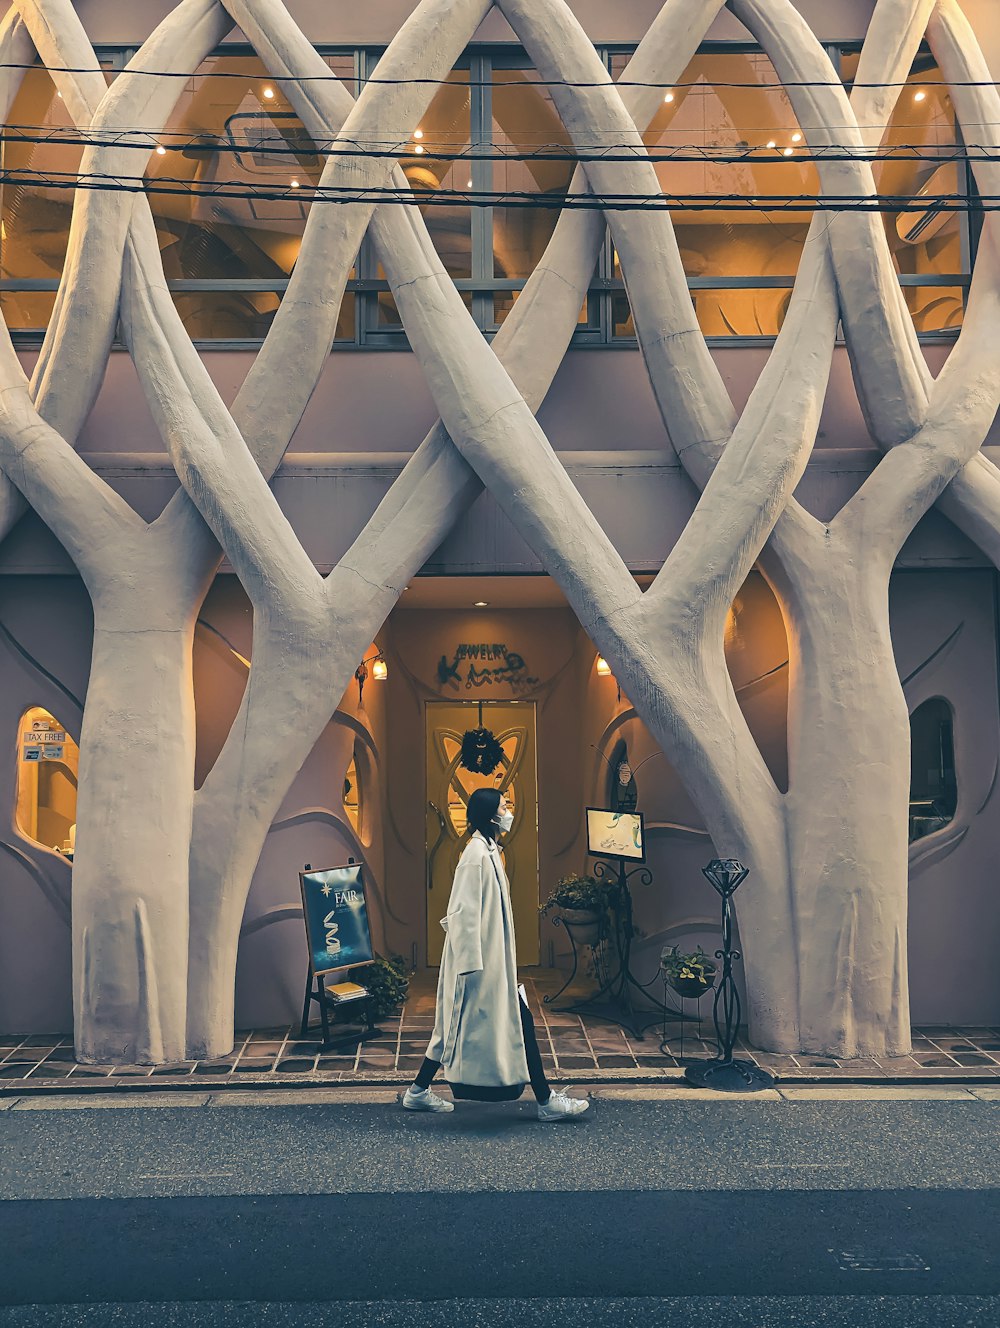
[586,808,646,863]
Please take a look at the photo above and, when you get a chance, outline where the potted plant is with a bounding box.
[349,953,410,1017]
[540,873,614,945]
[660,944,717,998]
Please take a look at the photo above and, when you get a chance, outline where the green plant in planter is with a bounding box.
[660,945,717,994]
[350,953,410,1017]
[539,872,615,918]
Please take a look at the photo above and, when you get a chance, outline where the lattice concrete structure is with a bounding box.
[0,0,999,1064]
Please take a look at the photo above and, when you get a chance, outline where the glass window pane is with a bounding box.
[491,70,575,279]
[909,696,957,842]
[493,288,589,328]
[15,705,79,856]
[614,286,791,338]
[1,289,57,331]
[0,63,113,285]
[612,51,817,281]
[843,50,965,333]
[147,54,355,283]
[382,70,472,279]
[175,288,353,340]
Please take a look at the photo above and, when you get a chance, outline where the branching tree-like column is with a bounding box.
[2,0,998,1064]
[469,0,1000,1055]
[0,0,496,1060]
[149,0,861,1056]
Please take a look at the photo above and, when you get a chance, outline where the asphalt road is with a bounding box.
[1,1093,998,1326]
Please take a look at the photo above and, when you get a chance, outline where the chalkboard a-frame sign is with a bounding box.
[299,861,375,977]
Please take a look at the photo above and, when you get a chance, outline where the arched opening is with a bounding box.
[909,696,957,842]
[15,706,79,857]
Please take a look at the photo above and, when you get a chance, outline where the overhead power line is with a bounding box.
[0,165,994,212]
[0,60,987,91]
[0,124,990,167]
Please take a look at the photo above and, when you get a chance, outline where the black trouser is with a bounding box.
[414,994,551,1102]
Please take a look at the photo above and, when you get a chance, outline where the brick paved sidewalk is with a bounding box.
[2,969,999,1093]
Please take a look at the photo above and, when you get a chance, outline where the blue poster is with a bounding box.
[299,862,374,976]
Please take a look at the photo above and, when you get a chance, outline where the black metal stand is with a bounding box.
[684,859,775,1093]
[300,970,379,1051]
[660,975,712,1065]
[550,858,695,1040]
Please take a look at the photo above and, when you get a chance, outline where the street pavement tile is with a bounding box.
[19,1035,61,1048]
[150,1064,194,1076]
[190,1062,235,1076]
[66,1065,114,1077]
[553,1055,597,1069]
[911,1052,960,1066]
[234,1058,276,1073]
[242,1040,285,1055]
[949,1052,997,1065]
[275,1058,317,1073]
[597,1056,638,1069]
[27,1064,75,1078]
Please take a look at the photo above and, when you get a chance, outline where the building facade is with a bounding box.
[1,0,999,1061]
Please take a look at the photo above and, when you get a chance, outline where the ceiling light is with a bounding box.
[474,601,488,607]
[413,128,424,140]
[262,86,275,99]
[664,92,674,103]
[766,139,777,150]
[290,178,300,188]
[414,144,424,154]
[914,89,926,102]
[791,132,802,143]
[155,144,166,156]
[467,178,473,188]
[596,656,612,677]
[372,656,388,682]
[783,146,794,156]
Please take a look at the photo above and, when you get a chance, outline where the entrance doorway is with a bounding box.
[424,701,539,965]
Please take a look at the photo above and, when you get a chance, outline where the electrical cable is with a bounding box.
[0,165,992,211]
[0,60,990,91]
[0,125,990,167]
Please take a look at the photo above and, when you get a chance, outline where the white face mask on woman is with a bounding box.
[494,808,514,835]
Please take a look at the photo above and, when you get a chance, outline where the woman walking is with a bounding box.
[403,787,589,1120]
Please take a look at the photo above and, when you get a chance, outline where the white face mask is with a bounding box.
[494,808,514,835]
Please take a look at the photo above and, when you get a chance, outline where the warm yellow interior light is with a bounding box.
[596,656,612,677]
[372,657,388,681]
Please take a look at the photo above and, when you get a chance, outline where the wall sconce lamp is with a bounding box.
[596,655,621,703]
[355,650,388,703]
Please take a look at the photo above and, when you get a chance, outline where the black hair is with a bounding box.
[466,787,502,843]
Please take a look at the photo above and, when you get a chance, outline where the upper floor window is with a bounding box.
[0,43,973,346]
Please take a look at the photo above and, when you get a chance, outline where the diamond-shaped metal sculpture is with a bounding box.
[701,858,749,897]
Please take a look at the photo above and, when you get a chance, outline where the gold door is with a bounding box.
[425,701,539,966]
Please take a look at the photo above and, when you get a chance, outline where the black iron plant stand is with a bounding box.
[684,858,775,1093]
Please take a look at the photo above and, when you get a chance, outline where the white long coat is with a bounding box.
[426,831,530,1099]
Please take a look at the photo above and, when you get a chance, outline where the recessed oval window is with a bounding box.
[15,706,79,857]
[909,697,957,842]
[343,746,362,835]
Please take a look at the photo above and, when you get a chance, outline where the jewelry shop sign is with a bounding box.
[437,642,539,691]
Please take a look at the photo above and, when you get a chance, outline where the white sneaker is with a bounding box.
[402,1085,454,1113]
[537,1089,590,1121]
